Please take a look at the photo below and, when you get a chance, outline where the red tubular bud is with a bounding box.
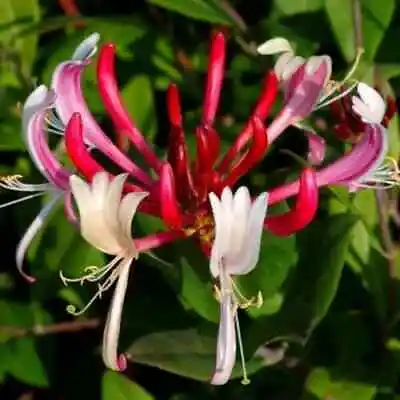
[160,163,183,229]
[218,71,278,173]
[202,31,226,126]
[265,168,318,236]
[221,117,268,188]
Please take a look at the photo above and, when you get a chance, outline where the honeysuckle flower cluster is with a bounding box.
[0,31,397,385]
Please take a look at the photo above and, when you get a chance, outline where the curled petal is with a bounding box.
[257,37,293,55]
[352,83,386,124]
[218,71,278,173]
[211,293,236,385]
[51,58,152,186]
[319,124,386,185]
[97,44,162,173]
[203,31,226,125]
[72,33,100,61]
[24,86,70,189]
[102,257,133,371]
[16,193,62,283]
[160,163,183,229]
[222,117,268,188]
[266,168,318,236]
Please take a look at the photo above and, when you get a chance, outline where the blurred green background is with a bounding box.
[1,0,400,399]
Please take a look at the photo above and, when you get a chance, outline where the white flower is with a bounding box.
[351,82,386,124]
[208,187,268,385]
[60,172,148,371]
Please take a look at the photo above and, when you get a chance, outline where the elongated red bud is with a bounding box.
[221,117,268,188]
[218,71,278,173]
[65,113,143,193]
[97,44,162,172]
[160,163,183,229]
[202,31,226,126]
[166,84,196,203]
[265,168,318,236]
[65,113,103,179]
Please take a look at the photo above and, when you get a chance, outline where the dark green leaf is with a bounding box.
[127,328,265,382]
[121,75,157,141]
[102,371,154,400]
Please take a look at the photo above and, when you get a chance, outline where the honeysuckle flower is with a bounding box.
[60,172,180,371]
[0,85,72,282]
[257,37,365,146]
[268,122,399,200]
[208,187,268,385]
[3,30,322,374]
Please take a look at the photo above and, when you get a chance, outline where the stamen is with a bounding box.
[61,256,124,316]
[0,192,46,209]
[234,312,250,385]
[0,174,52,193]
[44,109,65,136]
[230,279,263,309]
[315,80,358,110]
[66,267,121,316]
[317,47,364,105]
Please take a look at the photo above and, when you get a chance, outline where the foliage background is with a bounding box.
[1,0,400,398]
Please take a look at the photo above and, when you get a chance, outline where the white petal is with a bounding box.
[69,175,92,216]
[274,52,295,80]
[228,187,251,253]
[70,175,122,254]
[211,293,236,385]
[91,171,110,199]
[102,257,133,371]
[104,174,129,241]
[72,32,101,61]
[226,192,269,276]
[118,191,149,249]
[355,82,386,124]
[281,56,305,82]
[257,37,293,55]
[209,193,225,278]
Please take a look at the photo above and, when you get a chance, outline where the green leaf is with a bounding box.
[325,0,395,62]
[102,371,153,400]
[290,215,357,330]
[302,367,376,400]
[127,328,265,382]
[121,75,157,141]
[238,230,297,318]
[325,0,355,62]
[8,336,50,387]
[147,0,234,25]
[249,215,357,345]
[362,0,395,61]
[178,252,219,323]
[0,0,40,74]
[275,0,323,16]
[378,63,400,80]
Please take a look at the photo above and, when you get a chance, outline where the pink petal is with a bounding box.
[51,60,153,187]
